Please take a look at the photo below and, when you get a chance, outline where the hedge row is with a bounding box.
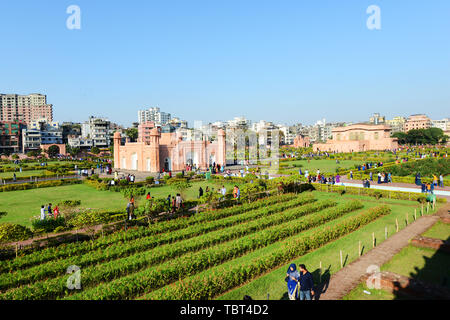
[0,179,82,193]
[61,200,359,300]
[313,183,447,203]
[142,205,391,300]
[0,193,304,273]
[346,173,450,187]
[0,196,326,292]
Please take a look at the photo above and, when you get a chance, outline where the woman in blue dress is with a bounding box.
[286,263,300,300]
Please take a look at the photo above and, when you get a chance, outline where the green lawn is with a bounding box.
[343,283,399,300]
[422,221,450,241]
[381,245,450,290]
[280,159,362,174]
[217,191,438,300]
[0,170,49,179]
[0,180,241,227]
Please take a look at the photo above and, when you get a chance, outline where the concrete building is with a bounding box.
[114,128,226,173]
[81,116,111,148]
[22,120,63,153]
[313,124,398,153]
[386,116,406,133]
[0,121,25,154]
[138,107,171,126]
[369,113,386,125]
[403,114,432,132]
[431,118,449,131]
[0,94,53,124]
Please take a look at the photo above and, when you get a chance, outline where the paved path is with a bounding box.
[318,202,450,300]
[339,179,450,198]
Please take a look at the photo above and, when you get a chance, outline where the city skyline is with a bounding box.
[1,1,449,127]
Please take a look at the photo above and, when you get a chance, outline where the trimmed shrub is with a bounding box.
[0,224,33,244]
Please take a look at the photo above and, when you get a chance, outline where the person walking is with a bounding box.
[146,192,151,200]
[298,264,315,300]
[220,185,227,201]
[286,264,300,300]
[175,194,182,211]
[198,187,204,199]
[47,203,53,218]
[40,205,46,220]
[439,174,444,188]
[53,205,60,218]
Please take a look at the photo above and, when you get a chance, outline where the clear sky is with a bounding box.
[0,0,449,127]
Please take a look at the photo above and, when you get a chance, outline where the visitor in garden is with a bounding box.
[13,173,16,182]
[198,187,204,198]
[53,205,60,218]
[439,174,444,188]
[171,195,177,213]
[433,174,438,187]
[40,205,46,220]
[286,264,300,300]
[426,183,431,194]
[146,192,151,200]
[47,203,53,217]
[335,174,340,184]
[175,194,182,210]
[298,264,315,300]
[350,171,353,180]
[377,172,382,184]
[369,171,373,181]
[430,183,434,194]
[220,185,227,201]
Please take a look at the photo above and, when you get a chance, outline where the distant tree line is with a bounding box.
[393,128,448,145]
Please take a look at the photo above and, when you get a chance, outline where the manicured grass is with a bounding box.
[0,180,240,227]
[381,245,450,290]
[421,221,450,241]
[218,191,438,300]
[343,283,397,300]
[280,159,362,174]
[0,170,49,179]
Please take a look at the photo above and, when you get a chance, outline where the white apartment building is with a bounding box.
[432,118,449,131]
[81,116,111,148]
[138,107,171,126]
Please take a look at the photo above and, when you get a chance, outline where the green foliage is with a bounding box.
[57,200,81,207]
[32,217,66,233]
[0,224,33,244]
[91,147,101,155]
[393,128,448,145]
[125,128,138,142]
[46,145,60,158]
[68,211,110,229]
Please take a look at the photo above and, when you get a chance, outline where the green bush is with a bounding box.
[32,217,66,233]
[57,200,81,207]
[0,224,33,244]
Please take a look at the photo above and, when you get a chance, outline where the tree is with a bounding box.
[47,145,60,158]
[91,147,100,155]
[66,145,80,157]
[125,128,139,142]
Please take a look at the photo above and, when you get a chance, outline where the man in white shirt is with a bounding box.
[40,206,46,220]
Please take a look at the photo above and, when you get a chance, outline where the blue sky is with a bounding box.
[0,0,449,127]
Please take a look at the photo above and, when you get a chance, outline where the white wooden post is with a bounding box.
[385,227,388,240]
[359,241,361,257]
[340,250,343,268]
[372,232,375,248]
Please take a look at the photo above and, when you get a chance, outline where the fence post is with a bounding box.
[414,209,417,221]
[406,213,409,225]
[340,250,343,268]
[385,227,388,240]
[359,241,361,257]
[319,261,322,283]
[372,232,375,248]
[421,204,424,216]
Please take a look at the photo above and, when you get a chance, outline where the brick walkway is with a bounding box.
[317,202,450,300]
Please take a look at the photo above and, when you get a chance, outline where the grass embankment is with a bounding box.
[218,191,438,300]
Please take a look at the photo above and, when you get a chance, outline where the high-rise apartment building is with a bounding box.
[0,94,53,124]
[81,116,111,148]
[138,107,171,126]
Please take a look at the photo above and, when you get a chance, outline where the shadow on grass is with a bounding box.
[392,235,450,300]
